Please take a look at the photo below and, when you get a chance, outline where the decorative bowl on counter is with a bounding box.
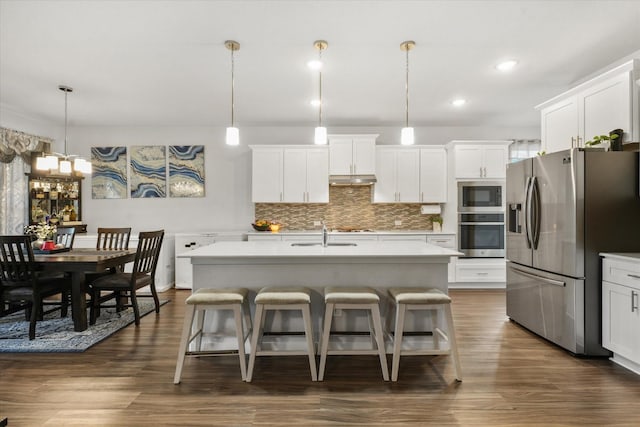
[252,223,271,231]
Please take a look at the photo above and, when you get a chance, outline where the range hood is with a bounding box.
[329,174,377,186]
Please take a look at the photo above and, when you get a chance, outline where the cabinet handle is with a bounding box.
[420,192,424,202]
[632,291,638,313]
[477,272,489,276]
[628,274,640,280]
[571,137,576,148]
[353,164,356,174]
[398,192,401,201]
[280,192,283,202]
[483,167,487,177]
[577,136,582,147]
[480,167,483,177]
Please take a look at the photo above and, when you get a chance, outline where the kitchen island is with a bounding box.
[180,240,461,350]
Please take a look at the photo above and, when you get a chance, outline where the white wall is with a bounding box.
[2,113,539,233]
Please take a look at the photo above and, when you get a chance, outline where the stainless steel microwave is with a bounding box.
[458,182,504,212]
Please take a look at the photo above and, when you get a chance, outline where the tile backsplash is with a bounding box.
[255,186,438,230]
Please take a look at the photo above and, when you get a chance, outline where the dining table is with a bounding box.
[34,248,137,332]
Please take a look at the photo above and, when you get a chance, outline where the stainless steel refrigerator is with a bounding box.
[506,148,640,356]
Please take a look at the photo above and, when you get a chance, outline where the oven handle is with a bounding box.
[510,267,566,287]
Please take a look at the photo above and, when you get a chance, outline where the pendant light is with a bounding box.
[225,40,240,146]
[35,86,92,175]
[313,40,328,145]
[400,40,415,145]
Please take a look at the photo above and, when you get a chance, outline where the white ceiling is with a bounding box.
[1,0,639,130]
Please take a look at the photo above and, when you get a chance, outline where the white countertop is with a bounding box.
[600,252,640,262]
[246,230,453,236]
[181,240,462,260]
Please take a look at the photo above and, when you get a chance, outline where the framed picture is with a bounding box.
[130,145,166,198]
[169,145,205,197]
[91,146,128,199]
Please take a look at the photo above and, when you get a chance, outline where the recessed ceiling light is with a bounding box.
[310,99,321,107]
[496,60,518,72]
[307,59,322,70]
[452,99,467,107]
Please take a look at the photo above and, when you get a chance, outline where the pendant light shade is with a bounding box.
[225,40,240,146]
[400,40,415,145]
[313,40,328,145]
[59,159,72,174]
[314,126,327,145]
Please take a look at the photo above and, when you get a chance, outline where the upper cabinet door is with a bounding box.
[283,148,307,203]
[352,138,376,175]
[482,146,508,179]
[420,148,447,203]
[328,138,354,175]
[541,97,579,153]
[580,71,632,145]
[374,148,398,203]
[454,145,483,179]
[395,149,420,202]
[252,148,283,202]
[305,148,329,203]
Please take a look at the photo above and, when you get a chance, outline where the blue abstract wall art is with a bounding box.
[169,145,205,197]
[91,146,128,199]
[130,145,166,198]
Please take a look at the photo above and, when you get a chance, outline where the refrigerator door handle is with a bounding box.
[530,176,541,250]
[524,176,533,249]
[510,266,567,287]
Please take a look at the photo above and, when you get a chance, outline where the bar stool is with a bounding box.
[246,287,317,382]
[388,287,462,382]
[174,288,252,383]
[318,287,389,381]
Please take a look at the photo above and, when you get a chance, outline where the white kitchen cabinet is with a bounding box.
[419,147,447,203]
[328,134,377,175]
[251,147,283,202]
[455,258,505,287]
[537,60,639,154]
[174,233,216,289]
[427,234,456,283]
[602,253,640,375]
[453,144,508,179]
[283,147,329,203]
[374,147,420,203]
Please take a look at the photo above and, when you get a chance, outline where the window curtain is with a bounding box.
[0,127,52,234]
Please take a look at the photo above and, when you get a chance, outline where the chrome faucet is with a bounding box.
[321,221,328,247]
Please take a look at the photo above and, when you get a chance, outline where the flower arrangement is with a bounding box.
[24,222,57,240]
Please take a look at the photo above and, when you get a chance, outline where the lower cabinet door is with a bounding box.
[602,280,640,361]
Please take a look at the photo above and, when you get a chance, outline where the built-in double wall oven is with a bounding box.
[457,182,505,258]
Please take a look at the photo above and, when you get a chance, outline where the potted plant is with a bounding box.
[585,131,621,151]
[431,215,443,232]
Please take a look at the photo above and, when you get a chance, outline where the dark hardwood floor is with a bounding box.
[1,289,640,426]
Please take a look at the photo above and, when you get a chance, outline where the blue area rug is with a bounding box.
[0,300,169,353]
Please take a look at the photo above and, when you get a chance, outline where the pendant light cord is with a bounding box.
[230,46,235,127]
[405,46,409,128]
[64,89,69,156]
[318,47,323,127]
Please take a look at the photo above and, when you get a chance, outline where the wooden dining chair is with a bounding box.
[54,226,76,249]
[89,230,164,326]
[0,235,70,340]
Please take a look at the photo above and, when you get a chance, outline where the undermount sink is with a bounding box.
[291,242,358,247]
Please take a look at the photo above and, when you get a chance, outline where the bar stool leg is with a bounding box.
[302,304,318,381]
[391,303,406,382]
[318,302,334,381]
[444,304,463,381]
[371,303,389,381]
[194,306,205,351]
[430,308,440,349]
[246,304,265,383]
[233,304,248,381]
[174,304,196,384]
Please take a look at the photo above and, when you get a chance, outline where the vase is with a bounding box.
[432,223,442,232]
[32,239,44,249]
[610,129,624,151]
